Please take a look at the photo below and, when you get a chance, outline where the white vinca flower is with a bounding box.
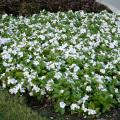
[115,88,118,93]
[32,85,40,93]
[29,92,33,96]
[59,101,66,109]
[45,62,55,70]
[60,90,64,94]
[80,28,86,34]
[2,14,8,19]
[0,37,11,45]
[9,87,18,94]
[100,69,105,74]
[71,103,80,110]
[33,61,39,66]
[45,79,54,91]
[2,82,6,88]
[82,95,89,103]
[7,78,17,85]
[39,35,45,40]
[86,86,92,92]
[54,72,62,80]
[87,109,96,115]
[98,84,107,92]
[41,89,46,95]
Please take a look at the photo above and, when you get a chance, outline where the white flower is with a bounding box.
[9,87,18,94]
[3,62,10,67]
[26,59,30,63]
[45,79,54,91]
[59,101,66,109]
[86,86,92,92]
[82,103,88,112]
[80,28,86,34]
[22,33,26,37]
[54,72,62,80]
[74,65,80,72]
[18,52,23,57]
[2,82,6,88]
[46,62,55,70]
[87,109,96,115]
[72,73,78,79]
[33,61,39,66]
[41,89,46,95]
[23,71,29,77]
[109,43,115,48]
[118,71,120,75]
[29,92,33,96]
[40,76,46,80]
[112,28,116,33]
[115,88,119,93]
[60,90,64,94]
[82,103,96,115]
[80,11,84,16]
[98,84,107,91]
[82,95,89,103]
[71,103,80,110]
[84,74,89,78]
[45,84,52,91]
[20,88,25,93]
[100,69,105,74]
[70,64,80,72]
[39,35,45,40]
[8,78,17,85]
[2,14,7,19]
[2,52,11,60]
[32,85,40,93]
[0,38,11,45]
[84,63,89,68]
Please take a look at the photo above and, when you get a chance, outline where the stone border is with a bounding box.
[97,0,120,13]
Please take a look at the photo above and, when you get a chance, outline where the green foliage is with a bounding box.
[0,90,47,120]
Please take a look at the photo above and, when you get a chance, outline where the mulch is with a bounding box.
[0,0,112,15]
[26,95,120,120]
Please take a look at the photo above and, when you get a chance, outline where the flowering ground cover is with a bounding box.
[0,10,120,117]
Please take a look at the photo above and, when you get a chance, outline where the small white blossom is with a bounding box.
[98,84,107,92]
[100,69,105,74]
[8,78,17,85]
[115,88,119,93]
[60,90,64,94]
[71,103,80,110]
[82,95,89,103]
[54,72,62,80]
[39,35,45,40]
[60,101,66,109]
[9,87,18,94]
[0,38,11,45]
[87,109,96,115]
[33,61,39,66]
[86,86,92,92]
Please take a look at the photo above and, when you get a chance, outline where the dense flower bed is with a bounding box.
[0,10,120,116]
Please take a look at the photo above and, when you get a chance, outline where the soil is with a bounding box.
[0,0,112,16]
[26,95,120,120]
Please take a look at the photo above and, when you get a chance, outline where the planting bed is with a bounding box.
[0,10,120,117]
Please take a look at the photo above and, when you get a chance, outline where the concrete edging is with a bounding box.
[97,0,120,13]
